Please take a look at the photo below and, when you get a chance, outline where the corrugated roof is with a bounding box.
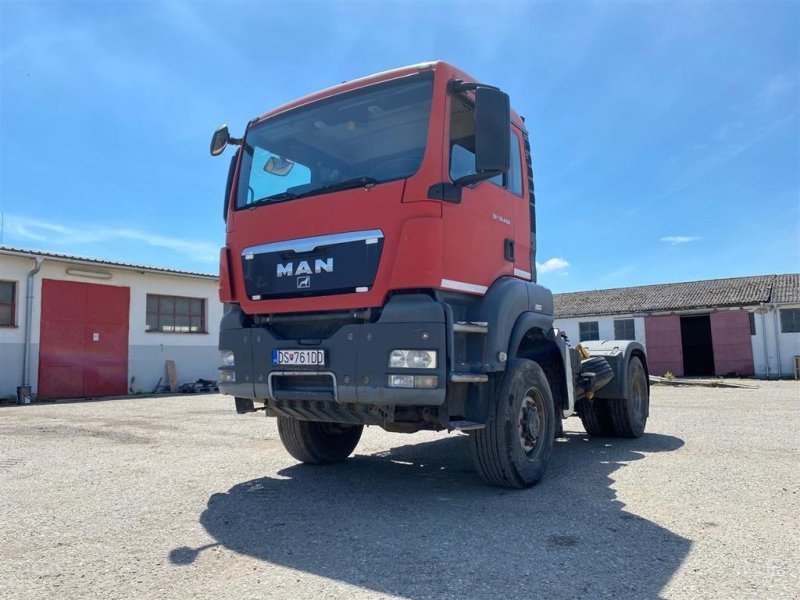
[0,246,218,280]
[554,274,800,318]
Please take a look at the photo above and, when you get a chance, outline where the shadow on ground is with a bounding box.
[172,432,689,599]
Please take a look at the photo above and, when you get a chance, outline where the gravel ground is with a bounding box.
[0,381,798,599]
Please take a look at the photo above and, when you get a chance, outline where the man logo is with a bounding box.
[296,276,311,289]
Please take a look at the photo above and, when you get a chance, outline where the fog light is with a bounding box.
[219,369,235,383]
[388,374,414,388]
[387,375,438,389]
[220,350,235,367]
[387,350,437,369]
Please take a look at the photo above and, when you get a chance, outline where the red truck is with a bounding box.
[211,61,649,488]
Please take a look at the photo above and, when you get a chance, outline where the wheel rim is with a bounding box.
[518,389,546,459]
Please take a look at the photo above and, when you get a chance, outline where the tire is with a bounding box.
[608,356,649,438]
[576,355,616,437]
[577,397,615,437]
[580,356,614,390]
[277,418,363,464]
[468,359,556,489]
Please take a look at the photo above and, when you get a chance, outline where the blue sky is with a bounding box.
[1,0,798,293]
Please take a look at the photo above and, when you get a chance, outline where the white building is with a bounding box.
[553,274,800,379]
[0,247,223,400]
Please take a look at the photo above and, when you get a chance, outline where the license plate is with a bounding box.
[272,349,326,366]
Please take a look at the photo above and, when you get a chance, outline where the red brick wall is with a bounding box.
[710,310,754,376]
[645,315,684,377]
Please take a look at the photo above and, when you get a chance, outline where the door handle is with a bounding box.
[504,239,515,262]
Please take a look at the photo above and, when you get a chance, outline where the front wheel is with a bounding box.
[468,359,556,489]
[277,418,363,464]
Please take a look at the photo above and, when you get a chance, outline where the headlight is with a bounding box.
[388,350,437,369]
[218,370,236,383]
[220,350,235,367]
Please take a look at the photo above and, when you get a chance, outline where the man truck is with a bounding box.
[210,61,649,489]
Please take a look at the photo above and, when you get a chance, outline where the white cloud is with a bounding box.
[536,257,570,274]
[660,236,701,245]
[3,215,218,263]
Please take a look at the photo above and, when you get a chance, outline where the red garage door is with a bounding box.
[711,310,754,376]
[38,279,130,400]
[644,315,684,377]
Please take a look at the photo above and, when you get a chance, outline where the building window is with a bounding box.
[579,321,599,342]
[748,312,756,336]
[780,308,800,333]
[614,318,635,340]
[0,281,16,327]
[146,294,206,333]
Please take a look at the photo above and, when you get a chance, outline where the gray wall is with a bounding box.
[0,343,25,398]
[128,345,220,393]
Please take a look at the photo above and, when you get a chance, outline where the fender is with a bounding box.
[477,276,554,372]
[579,340,649,400]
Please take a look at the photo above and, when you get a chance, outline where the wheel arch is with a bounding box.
[508,317,569,413]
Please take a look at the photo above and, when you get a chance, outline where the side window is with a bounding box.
[448,95,522,194]
[508,130,523,196]
[243,147,312,205]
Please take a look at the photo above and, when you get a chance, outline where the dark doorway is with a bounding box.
[680,315,715,376]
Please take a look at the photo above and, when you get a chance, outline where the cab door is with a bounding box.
[440,93,527,294]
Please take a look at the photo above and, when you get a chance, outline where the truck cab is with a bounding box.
[212,61,649,489]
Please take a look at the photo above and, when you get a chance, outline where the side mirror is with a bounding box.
[210,124,230,156]
[264,156,294,176]
[474,87,510,174]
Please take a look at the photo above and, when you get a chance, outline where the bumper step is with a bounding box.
[453,321,489,334]
[449,372,489,383]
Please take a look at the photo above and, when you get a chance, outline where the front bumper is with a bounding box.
[218,296,447,406]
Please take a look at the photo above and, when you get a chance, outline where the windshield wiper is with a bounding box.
[250,191,297,206]
[249,177,379,207]
[317,176,379,194]
[253,192,297,204]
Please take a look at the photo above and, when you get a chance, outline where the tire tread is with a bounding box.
[469,359,555,488]
[277,417,362,464]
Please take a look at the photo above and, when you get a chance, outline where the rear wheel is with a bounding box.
[469,359,555,489]
[577,356,616,436]
[277,418,363,464]
[608,356,649,438]
[578,356,649,438]
[577,397,614,437]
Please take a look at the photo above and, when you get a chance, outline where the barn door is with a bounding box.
[38,279,130,399]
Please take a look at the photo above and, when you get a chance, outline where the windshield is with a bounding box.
[236,72,434,209]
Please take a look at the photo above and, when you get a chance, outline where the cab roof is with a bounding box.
[251,61,525,130]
